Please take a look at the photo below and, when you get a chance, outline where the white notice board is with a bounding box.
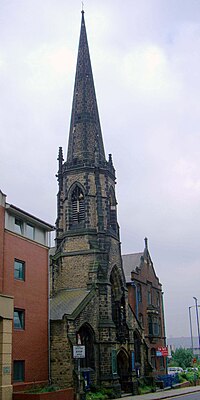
[73,345,85,358]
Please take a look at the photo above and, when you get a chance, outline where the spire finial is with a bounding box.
[81,1,84,12]
[66,5,106,167]
[144,237,148,249]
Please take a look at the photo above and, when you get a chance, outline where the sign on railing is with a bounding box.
[73,345,85,359]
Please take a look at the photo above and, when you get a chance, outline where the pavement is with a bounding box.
[118,385,200,400]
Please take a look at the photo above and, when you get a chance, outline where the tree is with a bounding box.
[169,348,193,370]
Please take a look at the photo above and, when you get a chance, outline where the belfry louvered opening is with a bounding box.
[109,189,117,232]
[71,185,85,226]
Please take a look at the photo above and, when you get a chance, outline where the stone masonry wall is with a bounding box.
[50,319,73,389]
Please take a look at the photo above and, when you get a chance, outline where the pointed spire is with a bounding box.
[144,237,149,259]
[57,146,63,171]
[56,146,64,190]
[67,11,106,167]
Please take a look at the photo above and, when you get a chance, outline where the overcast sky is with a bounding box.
[1,0,200,340]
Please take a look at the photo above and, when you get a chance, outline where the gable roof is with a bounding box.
[122,252,143,283]
[50,288,91,320]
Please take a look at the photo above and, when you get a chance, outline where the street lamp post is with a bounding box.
[193,297,200,352]
[189,306,194,353]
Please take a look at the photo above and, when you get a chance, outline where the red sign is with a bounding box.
[157,347,168,356]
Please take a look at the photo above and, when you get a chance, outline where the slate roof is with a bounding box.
[122,252,143,283]
[50,288,90,320]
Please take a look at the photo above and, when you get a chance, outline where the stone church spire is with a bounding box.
[51,12,144,395]
[56,11,116,241]
[67,11,106,167]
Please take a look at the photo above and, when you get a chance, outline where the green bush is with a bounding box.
[86,391,107,400]
[101,388,116,399]
[178,373,187,383]
[138,386,153,395]
[138,377,156,394]
[25,385,60,394]
[185,371,199,384]
[89,384,101,393]
[86,386,115,400]
[169,348,193,370]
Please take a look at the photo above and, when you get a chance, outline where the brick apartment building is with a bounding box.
[122,238,166,376]
[0,190,54,400]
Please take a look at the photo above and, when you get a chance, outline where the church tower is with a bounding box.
[50,11,145,395]
[56,11,118,257]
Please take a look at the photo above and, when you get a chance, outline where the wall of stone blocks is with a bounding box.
[0,317,13,400]
[50,320,73,388]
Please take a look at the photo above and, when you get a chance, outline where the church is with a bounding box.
[0,10,166,400]
[50,10,151,396]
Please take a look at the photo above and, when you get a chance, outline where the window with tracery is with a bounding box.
[151,348,156,369]
[153,317,161,336]
[160,356,164,369]
[70,185,85,227]
[148,315,160,336]
[109,189,117,232]
[139,313,143,327]
[110,267,127,343]
[134,331,141,364]
[147,284,152,305]
[148,316,153,335]
[156,291,160,307]
[137,284,142,302]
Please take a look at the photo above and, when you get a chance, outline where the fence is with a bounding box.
[155,373,179,389]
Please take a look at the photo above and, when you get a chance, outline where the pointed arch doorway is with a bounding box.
[76,323,95,390]
[117,349,130,393]
[77,323,95,370]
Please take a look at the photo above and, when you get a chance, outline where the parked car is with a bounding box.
[185,367,198,372]
[168,367,183,375]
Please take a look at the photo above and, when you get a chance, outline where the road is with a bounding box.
[119,386,200,400]
[168,394,200,400]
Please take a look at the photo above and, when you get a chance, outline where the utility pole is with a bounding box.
[189,306,194,353]
[193,297,200,352]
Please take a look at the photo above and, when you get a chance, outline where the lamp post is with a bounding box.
[193,297,200,352]
[189,306,194,353]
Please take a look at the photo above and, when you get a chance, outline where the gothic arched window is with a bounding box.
[110,266,127,343]
[148,316,153,335]
[109,188,117,232]
[137,284,142,302]
[134,331,141,364]
[151,348,156,369]
[70,185,85,227]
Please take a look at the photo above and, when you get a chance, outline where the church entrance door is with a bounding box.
[117,349,130,393]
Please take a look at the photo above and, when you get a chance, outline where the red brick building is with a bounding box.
[0,190,54,399]
[122,238,167,376]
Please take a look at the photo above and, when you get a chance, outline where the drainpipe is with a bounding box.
[161,291,167,373]
[48,247,51,384]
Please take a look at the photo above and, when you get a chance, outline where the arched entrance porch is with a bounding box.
[117,348,131,393]
[76,323,95,389]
